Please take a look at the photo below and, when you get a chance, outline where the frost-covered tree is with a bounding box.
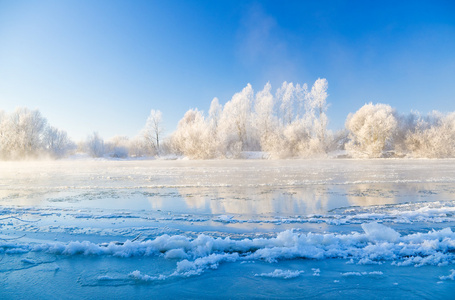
[0,108,76,159]
[264,79,330,158]
[105,135,130,158]
[218,84,254,155]
[405,111,455,158]
[277,82,295,126]
[86,132,105,158]
[208,97,222,134]
[295,83,308,120]
[253,82,278,149]
[171,109,218,159]
[265,119,311,158]
[308,78,329,152]
[0,110,9,158]
[0,110,5,127]
[390,111,420,155]
[0,108,48,159]
[345,103,397,158]
[327,129,349,153]
[142,109,164,155]
[13,108,47,158]
[43,126,75,158]
[128,135,150,157]
[169,79,332,159]
[253,82,277,150]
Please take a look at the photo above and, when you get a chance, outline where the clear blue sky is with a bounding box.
[1,0,454,141]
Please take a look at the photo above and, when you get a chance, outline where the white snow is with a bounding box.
[341,271,383,276]
[128,270,167,282]
[361,222,400,242]
[255,269,304,279]
[439,269,455,281]
[1,224,454,275]
[164,248,189,259]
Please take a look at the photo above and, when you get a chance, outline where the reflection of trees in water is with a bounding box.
[400,182,455,201]
[341,159,455,207]
[342,163,400,207]
[345,184,397,207]
[144,189,191,212]
[0,190,50,207]
[147,196,165,211]
[143,159,455,215]
[178,187,214,211]
[175,186,330,216]
[161,160,335,216]
[345,181,455,207]
[145,182,455,214]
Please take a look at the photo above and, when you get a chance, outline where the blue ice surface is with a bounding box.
[1,159,455,299]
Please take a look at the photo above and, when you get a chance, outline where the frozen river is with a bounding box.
[1,159,455,299]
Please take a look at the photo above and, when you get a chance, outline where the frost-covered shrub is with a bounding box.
[171,109,219,159]
[112,146,128,158]
[345,103,397,158]
[390,112,420,155]
[128,136,151,157]
[262,122,307,158]
[0,107,74,160]
[86,132,105,158]
[0,108,47,159]
[218,84,256,154]
[327,129,349,153]
[43,126,76,158]
[344,106,455,158]
[105,135,130,158]
[405,111,455,158]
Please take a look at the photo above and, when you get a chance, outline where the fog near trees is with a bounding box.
[0,108,75,159]
[2,79,455,160]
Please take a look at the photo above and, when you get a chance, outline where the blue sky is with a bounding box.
[1,0,454,140]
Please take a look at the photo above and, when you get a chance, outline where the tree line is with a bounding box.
[1,79,454,160]
[0,108,75,159]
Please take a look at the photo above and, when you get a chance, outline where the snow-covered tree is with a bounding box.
[264,119,311,158]
[276,82,295,126]
[171,109,218,159]
[0,108,77,159]
[43,126,75,158]
[0,110,9,158]
[168,79,332,159]
[105,135,130,158]
[253,82,277,150]
[142,109,164,155]
[345,103,397,158]
[128,135,150,157]
[208,97,222,133]
[218,84,254,155]
[86,132,105,158]
[0,108,48,159]
[263,79,330,158]
[308,78,329,152]
[405,111,455,158]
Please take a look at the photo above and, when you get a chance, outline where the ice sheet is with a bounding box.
[1,159,455,298]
